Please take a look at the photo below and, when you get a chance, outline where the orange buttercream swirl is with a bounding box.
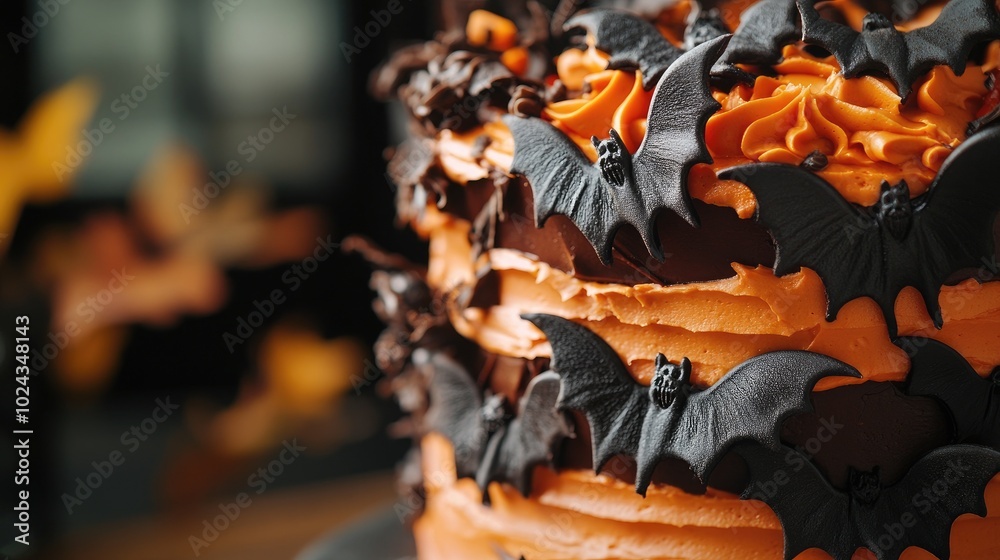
[544,63,654,158]
[546,42,989,208]
[708,45,987,205]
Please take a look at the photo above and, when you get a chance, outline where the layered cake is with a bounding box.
[369,0,1000,557]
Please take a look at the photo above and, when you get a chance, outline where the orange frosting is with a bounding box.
[432,46,988,215]
[544,65,655,158]
[708,45,986,205]
[414,434,1000,560]
[466,10,519,52]
[546,41,989,208]
[418,207,1000,391]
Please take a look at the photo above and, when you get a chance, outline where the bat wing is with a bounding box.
[717,0,800,66]
[641,351,859,488]
[735,444,856,560]
[564,9,683,90]
[900,337,1000,448]
[718,163,894,330]
[796,0,916,98]
[796,0,863,67]
[502,114,623,263]
[523,313,651,472]
[630,34,730,247]
[476,372,572,497]
[421,352,487,478]
[902,126,1000,326]
[907,0,1000,83]
[865,445,1000,560]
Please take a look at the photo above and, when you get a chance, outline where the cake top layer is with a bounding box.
[372,0,1000,391]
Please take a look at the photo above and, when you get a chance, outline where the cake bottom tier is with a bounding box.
[412,435,1000,560]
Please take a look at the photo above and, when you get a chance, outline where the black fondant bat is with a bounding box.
[736,442,1000,560]
[716,0,801,67]
[503,35,729,265]
[898,337,1000,449]
[421,350,500,478]
[476,371,572,497]
[523,313,859,494]
[719,126,1000,338]
[422,351,571,497]
[564,8,733,89]
[796,0,1000,101]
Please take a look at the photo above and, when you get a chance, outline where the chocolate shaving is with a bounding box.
[385,138,450,223]
[799,150,829,171]
[342,235,426,275]
[508,84,545,117]
[470,134,493,159]
[389,48,536,132]
[371,41,449,101]
[470,173,510,259]
[546,79,568,103]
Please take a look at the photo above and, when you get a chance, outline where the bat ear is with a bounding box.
[608,128,625,149]
[591,135,601,150]
[655,353,668,369]
[680,357,692,383]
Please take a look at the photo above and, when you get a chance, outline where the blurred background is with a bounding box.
[0,0,437,558]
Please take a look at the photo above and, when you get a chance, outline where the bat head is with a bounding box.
[649,354,692,409]
[481,393,511,434]
[848,466,882,505]
[861,12,893,32]
[592,129,633,187]
[991,366,1000,387]
[875,180,913,241]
